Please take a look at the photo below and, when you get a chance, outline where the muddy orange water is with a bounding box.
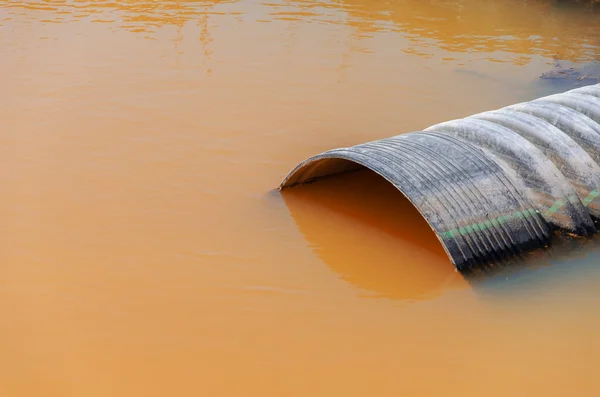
[2,1,600,396]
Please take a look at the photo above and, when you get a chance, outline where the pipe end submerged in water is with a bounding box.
[279,84,600,272]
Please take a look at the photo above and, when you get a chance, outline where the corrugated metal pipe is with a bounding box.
[278,84,600,271]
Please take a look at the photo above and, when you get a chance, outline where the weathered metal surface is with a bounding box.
[572,85,600,98]
[279,83,600,271]
[534,92,600,124]
[468,109,600,221]
[425,118,593,235]
[505,101,600,164]
[280,133,550,270]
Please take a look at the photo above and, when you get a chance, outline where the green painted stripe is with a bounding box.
[583,189,599,207]
[440,189,600,240]
[544,199,565,216]
[439,208,539,239]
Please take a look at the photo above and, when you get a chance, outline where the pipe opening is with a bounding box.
[280,157,457,266]
[278,85,600,271]
[281,163,464,299]
[280,156,365,188]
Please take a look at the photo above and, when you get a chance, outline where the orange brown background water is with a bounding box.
[1,1,600,396]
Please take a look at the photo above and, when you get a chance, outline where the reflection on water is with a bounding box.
[4,0,239,33]
[329,0,600,63]
[5,0,600,65]
[282,169,467,301]
[474,232,600,301]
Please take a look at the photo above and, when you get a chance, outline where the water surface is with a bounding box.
[1,1,600,396]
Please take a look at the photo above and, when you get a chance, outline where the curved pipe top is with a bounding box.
[535,92,600,124]
[506,101,600,164]
[425,118,593,234]
[572,85,600,98]
[469,109,600,221]
[279,84,600,271]
[281,132,551,271]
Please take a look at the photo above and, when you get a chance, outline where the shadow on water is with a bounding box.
[534,59,600,95]
[281,169,468,302]
[470,231,600,301]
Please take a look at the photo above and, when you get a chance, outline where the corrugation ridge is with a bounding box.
[567,92,600,104]
[506,101,600,165]
[475,106,600,224]
[370,138,505,260]
[426,118,584,233]
[370,136,511,261]
[572,85,600,98]
[468,109,599,224]
[400,133,537,255]
[424,131,550,247]
[350,141,484,265]
[494,107,600,161]
[280,148,360,187]
[286,148,474,266]
[472,109,590,159]
[358,139,496,263]
[427,132,550,243]
[278,84,600,271]
[338,148,476,267]
[536,93,600,124]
